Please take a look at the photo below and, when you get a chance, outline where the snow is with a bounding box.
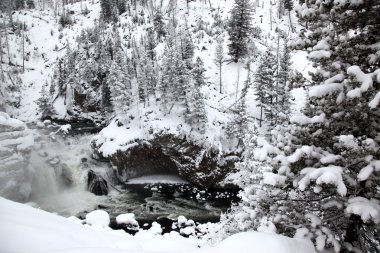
[180,227,196,236]
[290,113,326,125]
[369,91,380,108]
[263,172,287,187]
[305,213,321,228]
[0,196,316,253]
[147,222,163,235]
[298,166,347,196]
[308,50,331,60]
[116,213,139,227]
[309,82,344,98]
[346,197,380,224]
[346,65,373,98]
[126,175,189,184]
[337,135,359,150]
[86,210,110,227]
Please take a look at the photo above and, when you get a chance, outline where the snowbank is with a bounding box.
[0,197,316,253]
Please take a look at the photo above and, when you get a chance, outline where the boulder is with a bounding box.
[87,170,108,196]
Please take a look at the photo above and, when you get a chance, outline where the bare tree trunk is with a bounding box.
[219,63,222,93]
[270,7,272,31]
[288,11,294,33]
[235,67,240,101]
[275,33,280,124]
[22,22,25,73]
[4,20,11,65]
[0,30,4,81]
[259,105,263,127]
[8,0,13,27]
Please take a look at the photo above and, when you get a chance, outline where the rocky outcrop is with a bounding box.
[92,134,240,188]
[0,112,34,201]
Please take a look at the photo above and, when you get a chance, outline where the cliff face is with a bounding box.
[92,134,240,188]
[0,112,35,201]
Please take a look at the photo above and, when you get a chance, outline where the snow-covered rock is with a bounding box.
[85,210,110,227]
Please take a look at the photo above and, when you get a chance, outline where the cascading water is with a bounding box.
[28,132,105,216]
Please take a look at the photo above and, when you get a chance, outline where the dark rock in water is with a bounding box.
[87,170,108,196]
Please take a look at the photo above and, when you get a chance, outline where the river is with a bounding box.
[28,130,238,233]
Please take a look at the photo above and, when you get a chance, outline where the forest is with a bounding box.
[0,0,379,252]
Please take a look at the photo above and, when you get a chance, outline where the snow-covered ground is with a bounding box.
[0,197,315,253]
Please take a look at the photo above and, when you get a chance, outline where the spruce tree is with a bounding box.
[153,9,165,42]
[227,0,253,62]
[214,36,225,93]
[108,52,131,120]
[254,50,277,127]
[242,1,380,252]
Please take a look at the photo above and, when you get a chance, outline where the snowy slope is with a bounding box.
[0,197,315,253]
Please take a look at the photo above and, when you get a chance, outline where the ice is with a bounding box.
[86,210,110,228]
[126,175,188,184]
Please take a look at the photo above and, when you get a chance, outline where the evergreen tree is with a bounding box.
[193,57,206,88]
[214,36,225,93]
[153,9,166,42]
[276,39,292,123]
[242,1,380,252]
[108,52,131,120]
[227,0,253,62]
[37,81,54,119]
[254,50,277,127]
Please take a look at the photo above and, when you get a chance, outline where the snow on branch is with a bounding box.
[298,166,347,196]
[358,160,380,181]
[346,66,373,98]
[308,50,331,60]
[346,197,380,224]
[263,172,287,187]
[290,113,326,125]
[309,74,345,98]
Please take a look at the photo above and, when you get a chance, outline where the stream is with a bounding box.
[28,130,239,233]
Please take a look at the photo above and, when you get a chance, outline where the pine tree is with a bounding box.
[243,1,380,252]
[214,36,225,93]
[227,0,253,62]
[37,81,55,119]
[108,52,131,120]
[153,9,165,42]
[254,50,277,127]
[276,39,292,123]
